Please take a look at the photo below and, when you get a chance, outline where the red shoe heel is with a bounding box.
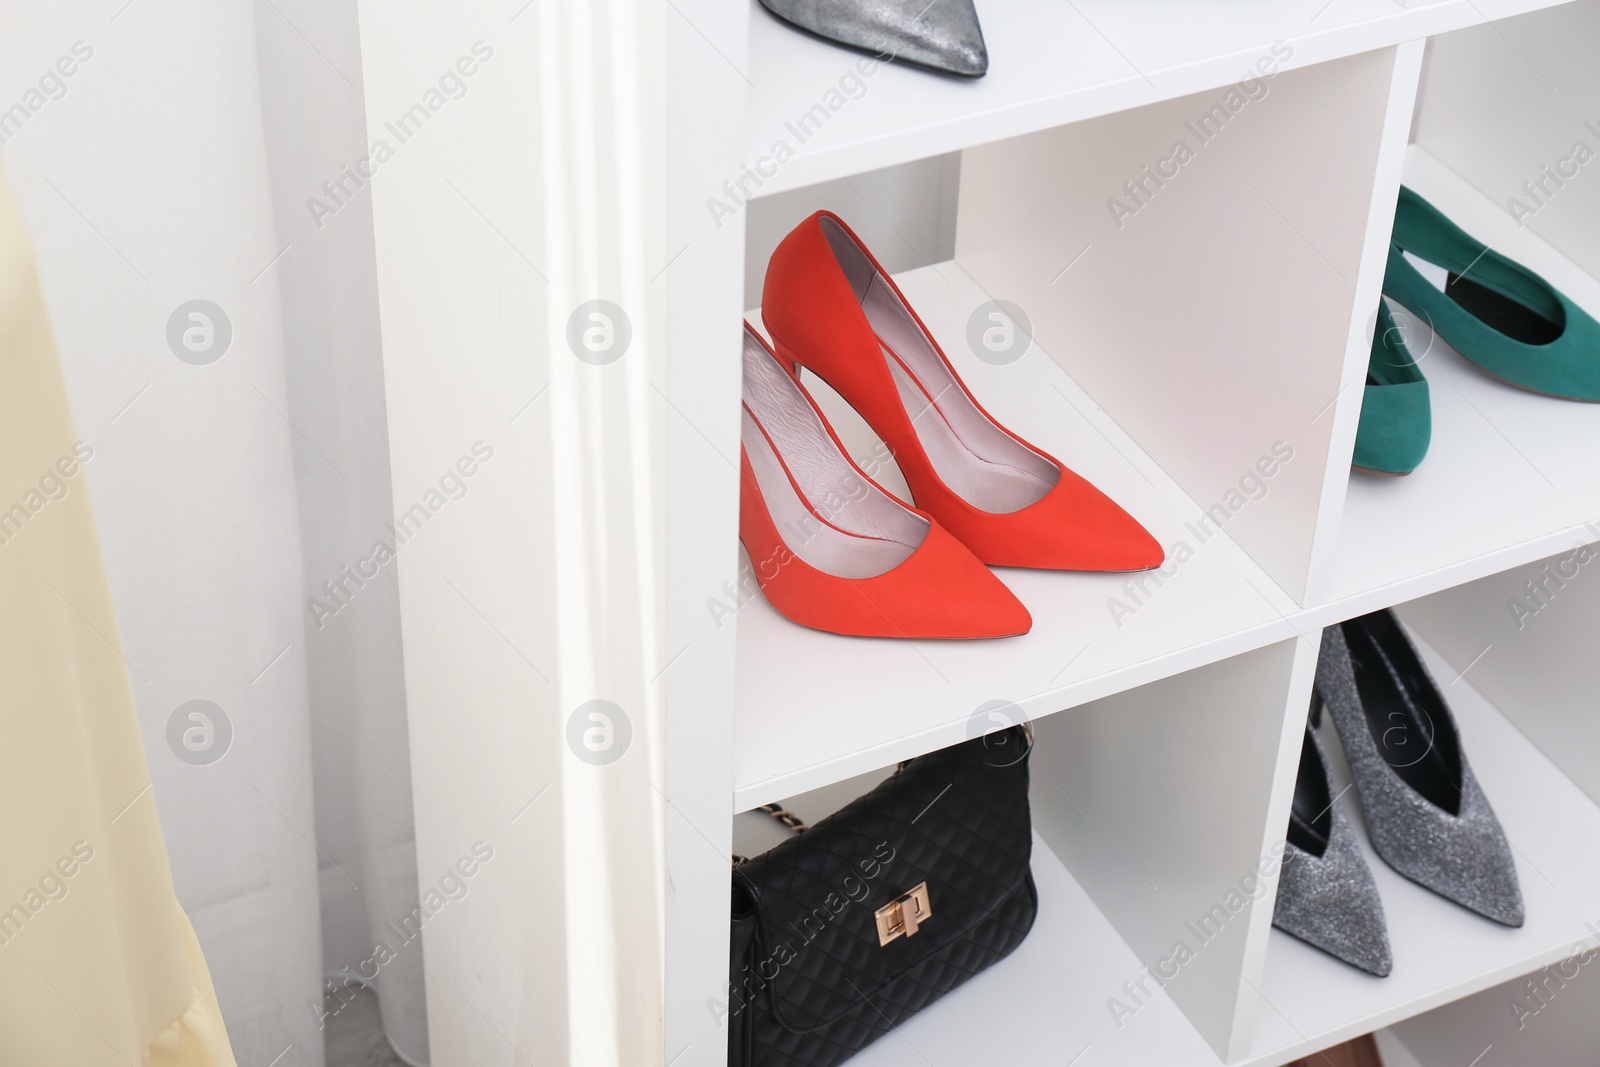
[737,323,1030,640]
[770,338,802,380]
[762,211,1163,572]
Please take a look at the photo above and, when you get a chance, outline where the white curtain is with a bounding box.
[1,2,424,1065]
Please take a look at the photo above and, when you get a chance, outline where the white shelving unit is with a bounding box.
[356,1,1600,1064]
[723,2,1600,1063]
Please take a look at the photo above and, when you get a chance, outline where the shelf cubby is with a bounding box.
[736,262,1301,809]
[730,816,1222,1066]
[734,639,1306,1063]
[953,44,1415,607]
[1243,605,1600,1063]
[1327,147,1600,611]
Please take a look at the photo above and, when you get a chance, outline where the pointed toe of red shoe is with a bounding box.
[838,523,1033,640]
[918,525,1035,637]
[972,584,1033,639]
[928,464,1164,573]
[1046,471,1165,572]
[1110,520,1166,572]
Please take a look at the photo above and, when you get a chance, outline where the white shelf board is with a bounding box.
[734,261,1301,810]
[743,0,1575,195]
[1237,629,1600,1066]
[831,833,1222,1067]
[1328,146,1600,612]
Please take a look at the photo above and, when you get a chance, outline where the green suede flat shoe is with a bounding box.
[1355,300,1430,476]
[1384,185,1600,402]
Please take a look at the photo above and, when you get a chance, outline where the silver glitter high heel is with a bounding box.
[1317,612,1525,927]
[757,0,989,78]
[1273,724,1393,977]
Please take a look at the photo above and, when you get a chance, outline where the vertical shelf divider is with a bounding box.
[1226,631,1324,1061]
[1302,39,1427,605]
[665,2,754,1066]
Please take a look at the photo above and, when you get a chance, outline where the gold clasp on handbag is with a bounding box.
[874,882,931,946]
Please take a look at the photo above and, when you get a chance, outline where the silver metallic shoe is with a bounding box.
[1273,724,1393,977]
[757,0,989,78]
[1317,612,1525,927]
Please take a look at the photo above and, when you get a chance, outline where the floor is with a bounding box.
[324,984,412,1067]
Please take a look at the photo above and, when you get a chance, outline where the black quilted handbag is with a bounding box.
[727,727,1037,1067]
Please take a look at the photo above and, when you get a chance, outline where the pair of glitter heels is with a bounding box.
[1272,610,1524,977]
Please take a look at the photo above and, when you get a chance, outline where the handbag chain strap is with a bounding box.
[728,727,1031,868]
[755,802,809,833]
[731,802,808,867]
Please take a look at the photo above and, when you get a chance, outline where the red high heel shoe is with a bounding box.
[762,211,1163,572]
[738,323,1031,639]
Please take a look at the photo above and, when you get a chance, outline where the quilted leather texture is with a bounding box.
[729,730,1037,1067]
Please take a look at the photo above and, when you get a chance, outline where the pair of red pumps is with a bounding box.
[741,212,1163,639]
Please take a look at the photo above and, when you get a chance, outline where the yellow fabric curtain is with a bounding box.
[0,166,237,1066]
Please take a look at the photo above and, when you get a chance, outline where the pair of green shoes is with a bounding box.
[1355,186,1600,476]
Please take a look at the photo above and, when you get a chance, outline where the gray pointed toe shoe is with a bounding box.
[758,0,989,77]
[1273,725,1393,976]
[1318,612,1524,927]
